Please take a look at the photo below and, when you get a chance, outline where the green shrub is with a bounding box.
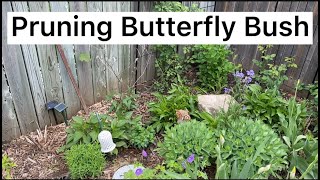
[243,84,287,126]
[2,154,16,179]
[186,44,235,92]
[64,143,106,179]
[152,2,202,92]
[253,45,297,90]
[58,112,140,154]
[148,83,197,132]
[157,120,216,170]
[129,125,155,149]
[216,117,288,178]
[106,90,137,115]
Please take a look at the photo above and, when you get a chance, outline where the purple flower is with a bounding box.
[233,71,245,79]
[245,77,252,84]
[135,168,143,176]
[224,87,231,94]
[187,154,195,163]
[246,70,255,77]
[142,150,148,157]
[182,161,186,169]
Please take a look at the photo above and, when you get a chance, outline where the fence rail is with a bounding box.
[2,1,318,142]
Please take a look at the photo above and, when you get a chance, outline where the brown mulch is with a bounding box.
[2,92,160,179]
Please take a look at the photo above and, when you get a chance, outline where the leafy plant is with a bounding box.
[185,44,235,92]
[64,143,106,179]
[148,83,197,133]
[106,90,137,115]
[58,112,139,154]
[156,120,216,171]
[129,125,155,149]
[243,84,288,127]
[253,45,297,90]
[152,2,202,92]
[2,154,16,179]
[215,135,273,179]
[280,81,318,179]
[215,117,288,178]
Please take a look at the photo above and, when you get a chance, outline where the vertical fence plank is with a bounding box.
[28,1,65,123]
[87,2,107,103]
[50,1,81,119]
[119,2,133,92]
[2,1,39,134]
[103,2,120,94]
[136,1,156,91]
[11,1,55,128]
[283,1,313,92]
[2,66,21,142]
[69,1,95,106]
[129,1,139,88]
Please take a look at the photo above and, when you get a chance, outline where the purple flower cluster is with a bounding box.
[234,71,245,79]
[234,70,255,85]
[142,150,148,157]
[224,87,231,94]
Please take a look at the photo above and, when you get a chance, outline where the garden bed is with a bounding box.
[2,92,162,179]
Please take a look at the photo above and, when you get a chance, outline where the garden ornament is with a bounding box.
[96,113,116,153]
[112,164,145,179]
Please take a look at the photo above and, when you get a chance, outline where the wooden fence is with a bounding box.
[2,1,318,142]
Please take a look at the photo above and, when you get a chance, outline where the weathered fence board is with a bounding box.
[2,2,39,135]
[50,1,81,119]
[69,1,95,107]
[28,1,65,124]
[2,67,21,142]
[11,1,55,128]
[136,1,156,91]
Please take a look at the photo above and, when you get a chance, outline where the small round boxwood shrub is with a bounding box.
[64,143,106,179]
[216,117,288,177]
[157,120,216,170]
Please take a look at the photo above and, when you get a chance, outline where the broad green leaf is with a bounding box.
[72,116,84,125]
[283,136,291,148]
[89,131,98,142]
[73,131,84,144]
[79,53,91,62]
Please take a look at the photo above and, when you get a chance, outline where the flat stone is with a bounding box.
[197,94,236,115]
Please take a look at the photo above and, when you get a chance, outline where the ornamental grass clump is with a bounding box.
[156,120,216,171]
[64,143,106,179]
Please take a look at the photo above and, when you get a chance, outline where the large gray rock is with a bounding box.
[197,94,236,115]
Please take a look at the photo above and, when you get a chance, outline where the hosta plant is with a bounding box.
[216,117,288,178]
[64,143,106,179]
[156,120,216,171]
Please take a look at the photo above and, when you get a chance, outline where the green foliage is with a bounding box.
[148,83,197,133]
[106,90,137,115]
[215,135,273,179]
[64,143,106,179]
[216,117,288,178]
[129,125,155,149]
[2,154,16,179]
[186,44,235,92]
[152,2,202,92]
[57,115,104,152]
[243,84,287,126]
[58,112,141,154]
[157,120,216,170]
[253,45,297,89]
[79,52,91,62]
